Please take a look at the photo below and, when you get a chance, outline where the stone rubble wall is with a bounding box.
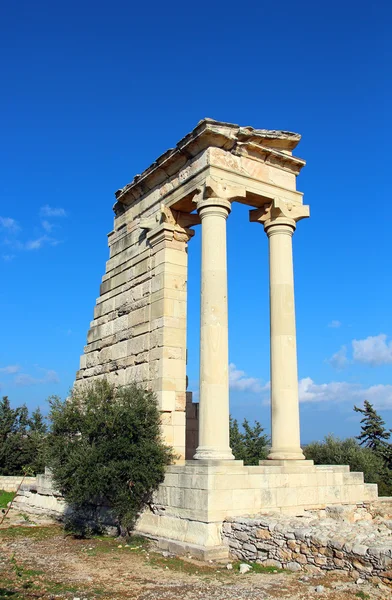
[0,476,37,492]
[222,504,392,584]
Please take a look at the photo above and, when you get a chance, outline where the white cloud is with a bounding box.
[25,235,60,250]
[327,345,349,370]
[41,220,53,232]
[44,369,60,383]
[298,377,392,410]
[2,254,15,262]
[352,334,392,366]
[14,369,59,386]
[328,320,342,328]
[40,205,67,218]
[229,363,269,394]
[0,365,21,374]
[0,216,20,233]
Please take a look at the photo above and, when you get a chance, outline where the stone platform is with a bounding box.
[135,460,378,559]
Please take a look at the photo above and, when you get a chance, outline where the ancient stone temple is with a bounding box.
[76,119,377,557]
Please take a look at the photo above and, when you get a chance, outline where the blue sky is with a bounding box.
[0,0,391,443]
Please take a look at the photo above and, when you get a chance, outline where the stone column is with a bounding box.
[250,198,309,461]
[194,196,234,460]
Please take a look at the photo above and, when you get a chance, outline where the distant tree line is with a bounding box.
[0,396,47,475]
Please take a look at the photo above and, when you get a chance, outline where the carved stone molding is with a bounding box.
[249,197,310,231]
[193,176,246,214]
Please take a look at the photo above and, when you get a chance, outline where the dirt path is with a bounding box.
[0,511,390,600]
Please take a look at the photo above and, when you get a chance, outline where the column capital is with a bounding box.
[145,204,198,247]
[193,176,246,216]
[196,197,232,217]
[147,222,195,248]
[249,198,310,234]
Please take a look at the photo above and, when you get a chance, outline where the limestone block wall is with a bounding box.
[0,476,37,492]
[75,211,191,458]
[150,463,378,523]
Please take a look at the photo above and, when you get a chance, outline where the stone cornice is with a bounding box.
[115,119,306,207]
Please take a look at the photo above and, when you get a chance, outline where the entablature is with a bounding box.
[114,118,305,210]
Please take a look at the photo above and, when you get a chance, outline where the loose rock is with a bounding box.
[239,563,252,574]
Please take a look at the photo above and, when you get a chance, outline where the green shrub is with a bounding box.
[230,417,269,465]
[304,434,392,496]
[46,379,175,535]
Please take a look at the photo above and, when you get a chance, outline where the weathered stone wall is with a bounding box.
[75,213,192,458]
[0,476,37,492]
[222,507,392,584]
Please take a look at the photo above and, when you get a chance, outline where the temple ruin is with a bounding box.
[74,119,378,557]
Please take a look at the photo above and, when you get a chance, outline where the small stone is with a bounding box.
[256,529,271,539]
[315,585,325,593]
[226,563,233,570]
[304,564,322,574]
[314,556,327,566]
[349,570,360,580]
[356,578,365,585]
[352,544,368,556]
[264,559,282,569]
[378,582,389,591]
[286,562,302,572]
[239,563,252,574]
[117,544,122,548]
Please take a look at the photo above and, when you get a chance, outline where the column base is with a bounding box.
[267,448,306,461]
[260,459,314,468]
[193,446,234,461]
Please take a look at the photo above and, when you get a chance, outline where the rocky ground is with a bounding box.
[0,509,391,600]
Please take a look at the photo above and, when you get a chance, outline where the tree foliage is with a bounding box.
[354,400,391,451]
[0,396,47,475]
[229,416,269,465]
[46,380,175,535]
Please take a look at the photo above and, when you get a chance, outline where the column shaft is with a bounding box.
[194,199,234,460]
[267,220,305,460]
